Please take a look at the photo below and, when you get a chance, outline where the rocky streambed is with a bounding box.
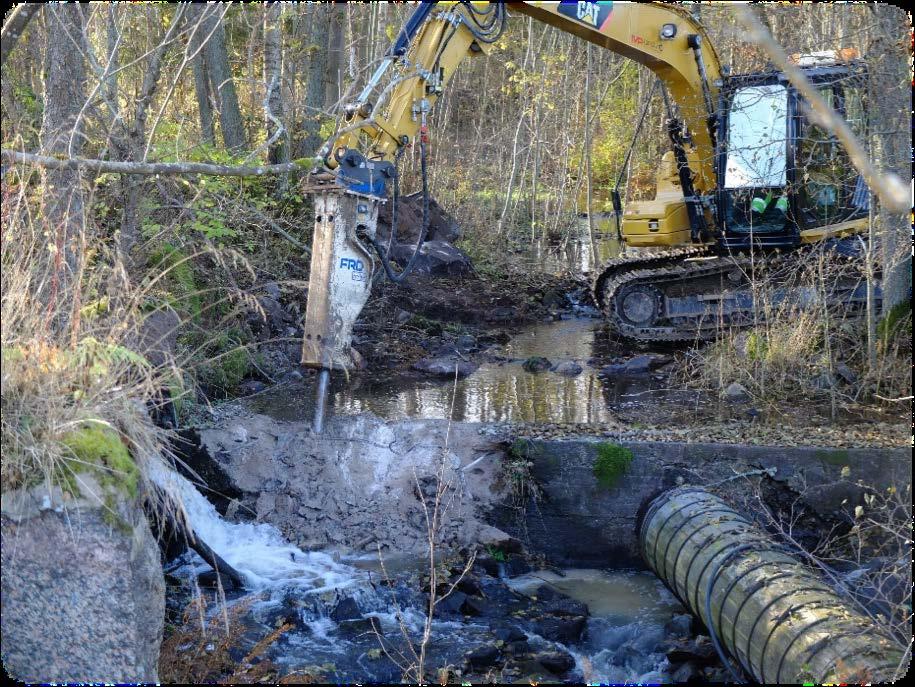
[157,458,723,684]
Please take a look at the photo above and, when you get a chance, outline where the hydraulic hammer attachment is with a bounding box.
[301,190,379,432]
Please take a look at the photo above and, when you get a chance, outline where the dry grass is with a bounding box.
[0,177,175,514]
[679,247,911,416]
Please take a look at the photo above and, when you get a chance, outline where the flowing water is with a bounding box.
[158,463,691,683]
[508,569,686,684]
[160,214,698,681]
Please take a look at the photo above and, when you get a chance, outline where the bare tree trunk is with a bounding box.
[39,3,88,317]
[300,4,332,156]
[263,2,287,166]
[869,5,912,315]
[198,7,246,152]
[324,5,344,111]
[0,3,41,68]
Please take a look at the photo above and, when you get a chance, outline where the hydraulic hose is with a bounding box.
[369,136,431,284]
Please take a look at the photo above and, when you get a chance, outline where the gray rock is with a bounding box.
[262,281,281,300]
[522,357,552,373]
[377,192,462,245]
[665,613,693,639]
[812,370,838,391]
[330,597,361,622]
[835,362,858,385]
[389,240,473,277]
[412,356,477,378]
[395,309,413,325]
[134,309,181,368]
[485,306,518,323]
[1,498,164,683]
[553,361,583,376]
[455,335,477,352]
[722,382,750,402]
[238,379,267,396]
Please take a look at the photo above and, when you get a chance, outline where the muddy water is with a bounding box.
[509,569,686,683]
[251,317,690,425]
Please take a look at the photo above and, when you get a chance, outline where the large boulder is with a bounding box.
[389,240,473,277]
[1,480,164,683]
[377,192,462,245]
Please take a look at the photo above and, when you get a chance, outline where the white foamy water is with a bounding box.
[150,462,361,591]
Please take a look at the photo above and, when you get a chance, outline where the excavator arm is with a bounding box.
[303,1,724,432]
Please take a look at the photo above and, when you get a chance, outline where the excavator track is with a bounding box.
[591,243,873,344]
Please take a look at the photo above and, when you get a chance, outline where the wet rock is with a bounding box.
[465,644,501,670]
[506,639,531,656]
[330,597,361,622]
[495,627,527,643]
[474,555,502,577]
[412,356,477,378]
[534,585,588,617]
[437,590,468,615]
[722,381,750,402]
[460,596,487,616]
[338,616,383,636]
[389,240,473,277]
[602,354,672,376]
[502,554,531,576]
[455,334,477,352]
[238,379,267,396]
[522,356,552,373]
[665,613,693,639]
[553,361,583,376]
[395,309,413,325]
[535,649,575,675]
[666,635,718,666]
[456,575,483,597]
[531,614,587,643]
[196,570,237,590]
[541,289,567,309]
[670,661,701,683]
[485,306,518,324]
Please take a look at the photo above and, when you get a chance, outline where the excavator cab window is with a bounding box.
[794,79,869,228]
[722,83,791,237]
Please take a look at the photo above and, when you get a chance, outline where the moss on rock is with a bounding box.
[593,442,633,489]
[60,425,139,498]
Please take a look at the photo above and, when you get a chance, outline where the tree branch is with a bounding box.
[2,149,314,177]
[735,5,910,214]
[1,3,41,69]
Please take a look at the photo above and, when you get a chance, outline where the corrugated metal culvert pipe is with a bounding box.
[639,487,904,684]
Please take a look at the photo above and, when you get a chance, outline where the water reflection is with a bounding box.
[251,319,668,425]
[521,215,621,276]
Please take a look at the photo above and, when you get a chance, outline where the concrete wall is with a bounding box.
[489,439,910,568]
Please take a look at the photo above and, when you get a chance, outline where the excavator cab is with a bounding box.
[717,57,869,250]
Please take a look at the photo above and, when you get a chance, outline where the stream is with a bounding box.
[158,463,694,683]
[160,218,713,682]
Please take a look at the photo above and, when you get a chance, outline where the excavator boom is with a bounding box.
[301,2,871,432]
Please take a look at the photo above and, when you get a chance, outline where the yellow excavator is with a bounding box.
[300,1,873,431]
